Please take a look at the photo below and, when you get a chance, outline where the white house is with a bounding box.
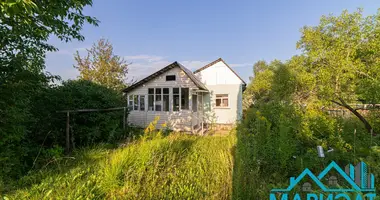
[123,58,246,133]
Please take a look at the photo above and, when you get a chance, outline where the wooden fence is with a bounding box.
[57,107,128,154]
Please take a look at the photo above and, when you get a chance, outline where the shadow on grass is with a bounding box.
[3,143,112,195]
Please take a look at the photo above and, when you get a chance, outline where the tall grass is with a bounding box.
[2,133,235,199]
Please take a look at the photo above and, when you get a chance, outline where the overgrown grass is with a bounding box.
[2,133,235,199]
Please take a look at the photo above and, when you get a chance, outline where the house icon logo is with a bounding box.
[270,161,376,200]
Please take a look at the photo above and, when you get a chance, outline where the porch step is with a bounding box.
[193,124,209,135]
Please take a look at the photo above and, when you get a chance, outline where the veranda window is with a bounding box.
[133,95,138,110]
[128,95,144,111]
[181,88,189,110]
[173,88,180,111]
[216,94,228,108]
[139,96,145,111]
[163,88,169,111]
[148,89,154,111]
[192,94,197,112]
[155,88,162,111]
[128,95,133,109]
[147,88,170,111]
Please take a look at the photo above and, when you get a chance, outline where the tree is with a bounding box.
[74,39,129,91]
[0,0,99,82]
[297,9,380,134]
[0,0,98,179]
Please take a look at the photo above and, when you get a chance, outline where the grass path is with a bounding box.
[3,133,236,200]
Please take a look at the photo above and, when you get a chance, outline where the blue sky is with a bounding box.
[45,0,380,83]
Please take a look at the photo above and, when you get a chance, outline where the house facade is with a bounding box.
[123,58,246,133]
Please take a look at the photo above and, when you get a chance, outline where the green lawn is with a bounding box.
[2,133,235,200]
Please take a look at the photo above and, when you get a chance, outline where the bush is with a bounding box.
[234,102,376,199]
[0,79,127,182]
[51,80,127,146]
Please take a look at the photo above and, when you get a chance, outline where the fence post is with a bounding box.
[65,111,70,154]
[123,107,126,130]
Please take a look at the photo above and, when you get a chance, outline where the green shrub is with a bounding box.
[0,79,127,182]
[234,101,376,199]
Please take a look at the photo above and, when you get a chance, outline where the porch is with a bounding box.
[127,89,208,134]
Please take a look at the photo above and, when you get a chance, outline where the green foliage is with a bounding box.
[237,9,380,196]
[3,133,235,200]
[0,79,127,182]
[1,0,98,82]
[74,39,129,91]
[51,80,127,146]
[0,0,98,184]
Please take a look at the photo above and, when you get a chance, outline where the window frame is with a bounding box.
[215,94,229,108]
[128,94,145,111]
[148,87,171,112]
[192,94,198,112]
[180,88,189,110]
[128,95,134,110]
[145,87,190,112]
[173,87,180,111]
[139,95,145,111]
[166,75,176,81]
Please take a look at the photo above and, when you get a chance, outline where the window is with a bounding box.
[173,88,180,111]
[155,88,162,111]
[128,95,144,111]
[148,89,154,111]
[216,94,229,108]
[148,88,169,111]
[139,96,145,111]
[166,75,176,81]
[133,95,138,110]
[163,88,169,111]
[181,88,189,110]
[192,94,197,112]
[128,95,133,109]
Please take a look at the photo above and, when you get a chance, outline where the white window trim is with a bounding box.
[143,87,191,113]
[148,87,170,112]
[128,94,146,111]
[172,87,191,112]
[215,94,230,109]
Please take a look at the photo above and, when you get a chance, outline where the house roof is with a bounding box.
[123,61,208,93]
[193,58,247,85]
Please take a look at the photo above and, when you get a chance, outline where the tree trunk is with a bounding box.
[332,98,376,135]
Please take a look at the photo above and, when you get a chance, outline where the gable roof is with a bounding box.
[193,58,247,85]
[123,61,208,93]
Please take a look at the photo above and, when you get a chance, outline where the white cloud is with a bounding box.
[127,60,171,82]
[180,60,210,70]
[75,47,90,53]
[229,63,252,68]
[125,55,164,62]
